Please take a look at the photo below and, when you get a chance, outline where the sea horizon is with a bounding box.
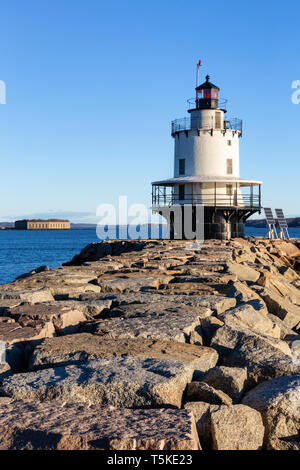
[0,227,299,285]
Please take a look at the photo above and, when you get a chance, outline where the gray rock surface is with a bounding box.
[210,404,264,450]
[0,288,54,303]
[1,357,194,408]
[98,275,173,293]
[267,436,300,450]
[0,238,299,451]
[226,262,260,283]
[200,316,224,343]
[267,313,296,339]
[6,303,86,335]
[210,323,291,359]
[28,334,218,377]
[218,303,280,339]
[90,292,236,315]
[202,366,247,402]
[242,375,300,443]
[184,401,218,448]
[253,285,300,330]
[83,312,204,345]
[224,336,299,386]
[101,299,212,321]
[185,382,232,406]
[0,398,200,450]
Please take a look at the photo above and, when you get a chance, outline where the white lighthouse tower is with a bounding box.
[152,63,262,240]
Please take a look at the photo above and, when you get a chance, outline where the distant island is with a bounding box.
[0,221,88,230]
[0,222,165,230]
[0,219,299,230]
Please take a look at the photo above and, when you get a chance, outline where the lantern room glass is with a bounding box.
[203,89,218,99]
[196,89,218,100]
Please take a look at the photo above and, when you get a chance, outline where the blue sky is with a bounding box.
[0,0,299,222]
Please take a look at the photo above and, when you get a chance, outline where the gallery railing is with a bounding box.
[152,192,260,209]
[171,117,243,135]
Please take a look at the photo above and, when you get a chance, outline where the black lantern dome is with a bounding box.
[195,75,220,110]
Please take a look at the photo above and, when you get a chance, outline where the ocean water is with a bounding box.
[0,227,299,285]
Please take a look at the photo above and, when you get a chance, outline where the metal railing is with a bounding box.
[187,97,228,110]
[171,116,243,135]
[152,192,260,209]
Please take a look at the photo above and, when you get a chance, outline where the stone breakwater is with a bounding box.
[0,238,299,450]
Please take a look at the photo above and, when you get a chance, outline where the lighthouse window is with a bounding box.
[227,140,232,146]
[215,112,221,129]
[179,185,185,201]
[203,90,209,99]
[179,159,185,175]
[226,159,233,174]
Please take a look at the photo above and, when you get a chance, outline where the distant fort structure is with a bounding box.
[15,219,70,230]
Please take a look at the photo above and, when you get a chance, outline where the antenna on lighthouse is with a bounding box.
[196,60,202,88]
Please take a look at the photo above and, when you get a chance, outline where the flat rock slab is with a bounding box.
[1,357,195,408]
[34,299,114,321]
[0,399,200,450]
[5,303,86,335]
[98,275,174,293]
[102,300,212,321]
[226,262,260,283]
[0,271,102,300]
[63,240,149,266]
[0,300,24,312]
[76,299,113,319]
[0,322,55,345]
[0,289,54,303]
[86,293,236,315]
[83,312,203,345]
[29,334,218,376]
[50,283,101,299]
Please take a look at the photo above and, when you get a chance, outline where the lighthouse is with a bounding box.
[152,63,262,240]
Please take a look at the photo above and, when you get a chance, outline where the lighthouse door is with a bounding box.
[233,187,238,206]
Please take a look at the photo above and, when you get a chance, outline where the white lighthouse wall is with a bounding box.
[189,109,224,130]
[174,130,240,178]
[174,110,240,179]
